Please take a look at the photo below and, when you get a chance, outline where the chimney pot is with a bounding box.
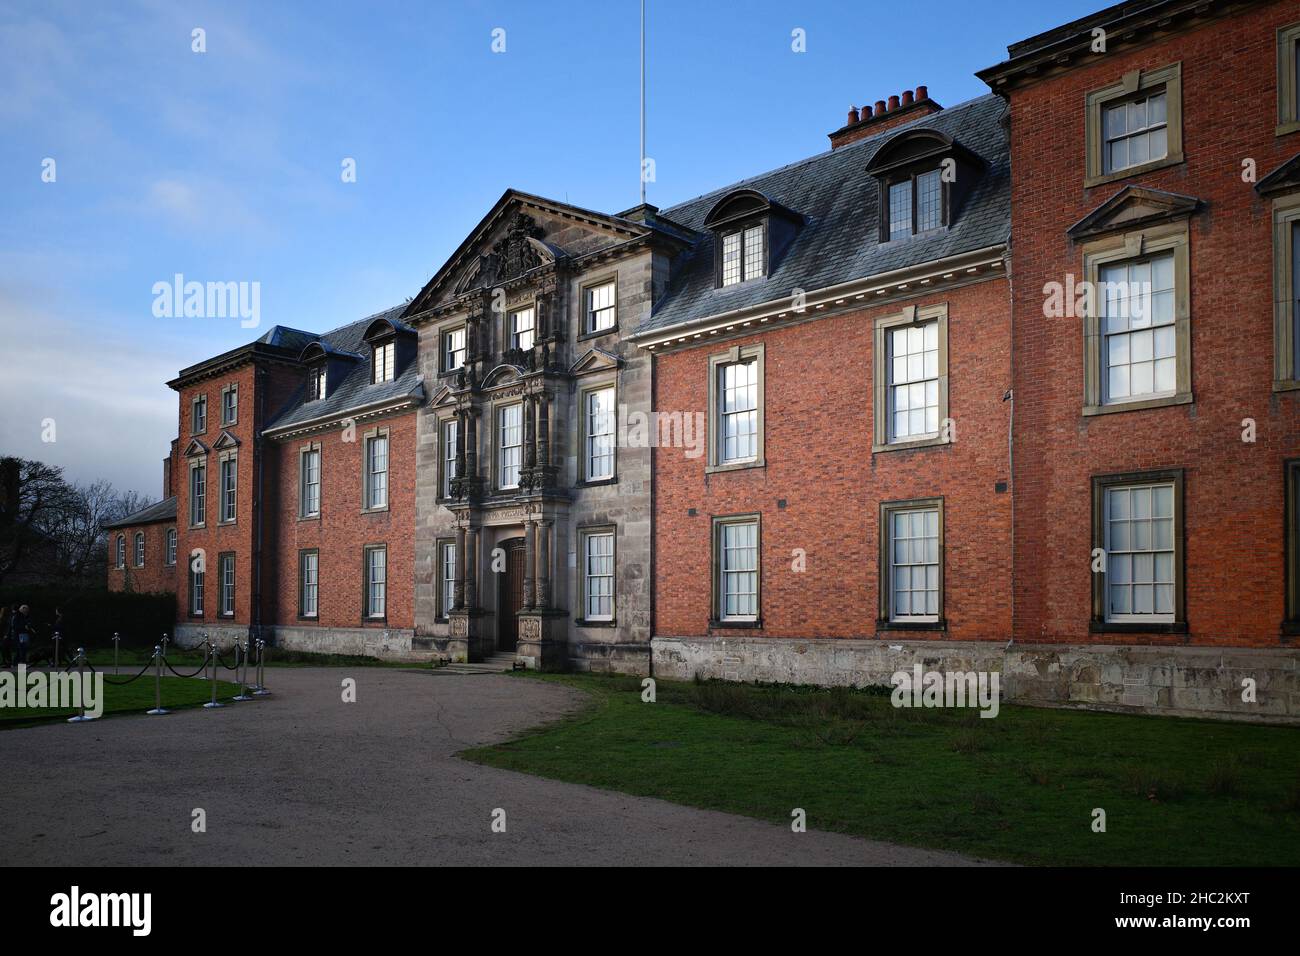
[916,84,928,101]
[874,100,887,116]
[848,105,860,125]
[887,95,900,111]
[901,89,914,106]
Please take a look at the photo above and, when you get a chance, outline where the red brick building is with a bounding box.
[105,0,1300,719]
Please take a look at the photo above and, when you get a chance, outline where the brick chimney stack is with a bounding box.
[829,86,943,149]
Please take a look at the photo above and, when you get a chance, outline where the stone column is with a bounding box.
[455,410,466,487]
[465,527,478,610]
[523,518,535,609]
[453,526,466,610]
[537,520,551,609]
[524,394,536,470]
[465,409,478,480]
[538,392,551,468]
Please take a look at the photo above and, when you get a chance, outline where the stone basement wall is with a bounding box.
[650,636,1300,724]
[175,622,422,662]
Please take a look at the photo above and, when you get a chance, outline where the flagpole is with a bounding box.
[640,0,646,205]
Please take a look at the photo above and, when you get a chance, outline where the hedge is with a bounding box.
[0,585,176,651]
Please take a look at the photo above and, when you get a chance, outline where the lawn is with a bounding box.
[463,673,1300,866]
[0,671,241,727]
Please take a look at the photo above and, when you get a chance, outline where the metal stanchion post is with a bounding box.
[67,648,96,722]
[252,638,270,696]
[161,633,169,660]
[204,639,225,709]
[232,640,252,701]
[112,632,120,676]
[53,630,61,670]
[201,633,210,683]
[147,644,169,715]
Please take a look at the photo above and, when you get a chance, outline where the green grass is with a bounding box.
[1,673,241,727]
[463,673,1300,866]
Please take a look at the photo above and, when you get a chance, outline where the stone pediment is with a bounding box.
[569,347,622,377]
[1067,186,1202,241]
[429,385,458,409]
[403,191,662,318]
[183,438,209,457]
[212,429,240,450]
[1256,153,1300,198]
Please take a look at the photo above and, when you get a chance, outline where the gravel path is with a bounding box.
[0,668,1000,866]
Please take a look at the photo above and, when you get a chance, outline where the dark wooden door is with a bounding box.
[498,539,525,651]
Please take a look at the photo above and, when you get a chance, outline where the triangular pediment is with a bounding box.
[402,191,661,318]
[1257,153,1300,198]
[183,438,209,457]
[212,429,240,450]
[1067,186,1202,240]
[429,385,458,409]
[569,347,622,377]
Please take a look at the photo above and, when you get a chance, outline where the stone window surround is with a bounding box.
[220,382,238,426]
[437,415,459,503]
[298,548,319,621]
[165,527,177,567]
[298,441,322,520]
[1271,192,1300,391]
[191,392,208,435]
[217,551,236,618]
[492,397,525,492]
[362,543,387,624]
[1286,458,1300,636]
[872,302,951,453]
[188,457,206,529]
[575,523,617,628]
[435,536,455,621]
[710,512,762,628]
[440,323,467,376]
[216,450,238,525]
[578,379,618,487]
[361,426,391,514]
[877,496,946,631]
[1278,22,1300,138]
[577,273,619,340]
[706,342,766,474]
[1080,219,1192,416]
[1084,62,1184,189]
[1089,467,1187,635]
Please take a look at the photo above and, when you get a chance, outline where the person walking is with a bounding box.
[13,604,31,666]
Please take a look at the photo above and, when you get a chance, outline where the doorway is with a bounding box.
[497,537,525,651]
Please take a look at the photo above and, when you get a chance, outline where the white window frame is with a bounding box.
[115,534,126,569]
[372,341,395,383]
[189,460,206,528]
[190,567,204,616]
[219,455,237,523]
[219,553,235,617]
[1102,482,1177,625]
[300,447,321,518]
[584,280,617,333]
[509,307,535,352]
[497,403,523,490]
[134,532,145,568]
[438,540,456,620]
[192,393,207,434]
[583,387,615,481]
[581,529,615,622]
[443,327,466,372]
[221,384,238,425]
[441,419,458,499]
[364,433,389,511]
[886,507,941,623]
[165,528,177,566]
[714,516,759,624]
[365,546,387,619]
[300,550,319,618]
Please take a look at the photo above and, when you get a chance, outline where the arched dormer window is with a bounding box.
[362,316,416,385]
[703,189,803,289]
[300,342,333,401]
[865,129,984,243]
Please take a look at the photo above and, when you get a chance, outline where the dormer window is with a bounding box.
[721,225,765,286]
[867,128,983,244]
[372,341,395,383]
[887,169,944,241]
[312,366,327,401]
[703,189,802,290]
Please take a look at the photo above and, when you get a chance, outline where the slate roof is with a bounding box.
[261,303,423,434]
[634,93,1010,337]
[102,496,177,530]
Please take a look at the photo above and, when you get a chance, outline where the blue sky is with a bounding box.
[0,0,1099,497]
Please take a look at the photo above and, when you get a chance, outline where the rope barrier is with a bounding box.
[101,658,153,686]
[161,654,209,679]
